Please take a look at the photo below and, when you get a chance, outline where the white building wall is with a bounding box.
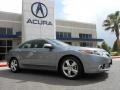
[22,0,56,42]
[0,11,97,47]
[56,20,96,39]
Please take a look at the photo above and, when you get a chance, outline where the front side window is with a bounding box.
[31,40,48,48]
[50,40,69,47]
[65,42,72,45]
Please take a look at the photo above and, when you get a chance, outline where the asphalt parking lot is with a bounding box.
[0,59,120,90]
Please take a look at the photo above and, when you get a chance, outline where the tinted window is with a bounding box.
[65,42,72,45]
[79,34,92,39]
[50,40,69,46]
[80,42,93,47]
[59,32,63,38]
[33,40,48,48]
[0,40,6,46]
[7,47,12,53]
[68,33,71,38]
[0,27,6,35]
[30,40,48,48]
[7,28,13,35]
[7,40,12,46]
[56,32,71,38]
[19,40,48,49]
[0,47,6,53]
[19,41,32,49]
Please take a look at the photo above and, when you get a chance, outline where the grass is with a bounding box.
[111,52,120,56]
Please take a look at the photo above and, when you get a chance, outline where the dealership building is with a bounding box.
[0,0,103,60]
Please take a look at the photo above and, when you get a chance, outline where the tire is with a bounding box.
[60,56,83,79]
[9,58,20,73]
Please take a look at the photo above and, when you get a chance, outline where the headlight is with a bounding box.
[80,50,103,56]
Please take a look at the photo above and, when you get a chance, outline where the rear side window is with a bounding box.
[19,40,49,49]
[19,41,32,49]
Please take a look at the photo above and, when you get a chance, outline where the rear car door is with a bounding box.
[18,40,38,65]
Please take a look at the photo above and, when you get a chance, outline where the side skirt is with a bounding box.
[22,64,57,71]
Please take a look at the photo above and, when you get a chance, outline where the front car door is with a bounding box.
[31,40,57,69]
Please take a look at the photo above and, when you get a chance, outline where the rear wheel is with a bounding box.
[9,59,20,73]
[60,56,83,79]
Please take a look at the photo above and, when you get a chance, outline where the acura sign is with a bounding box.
[31,2,48,18]
[27,2,53,26]
[22,0,56,42]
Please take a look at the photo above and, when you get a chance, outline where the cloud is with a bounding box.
[61,0,120,46]
[61,0,120,23]
[61,0,97,23]
[0,0,22,13]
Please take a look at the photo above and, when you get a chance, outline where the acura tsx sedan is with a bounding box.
[6,39,112,79]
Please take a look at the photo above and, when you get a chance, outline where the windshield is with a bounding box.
[49,39,70,47]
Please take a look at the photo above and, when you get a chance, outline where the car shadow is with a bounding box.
[0,68,108,86]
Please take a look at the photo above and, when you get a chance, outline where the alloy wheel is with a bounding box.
[10,59,19,72]
[62,59,79,78]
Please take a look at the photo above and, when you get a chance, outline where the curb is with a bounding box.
[0,65,8,67]
[0,62,8,67]
[112,56,120,59]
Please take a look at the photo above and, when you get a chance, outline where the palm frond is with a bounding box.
[105,27,111,31]
[115,11,120,18]
[118,18,120,23]
[103,23,111,26]
[111,27,115,32]
[103,20,111,26]
[108,14,115,20]
[103,11,120,33]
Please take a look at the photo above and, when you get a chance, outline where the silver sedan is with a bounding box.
[6,39,112,79]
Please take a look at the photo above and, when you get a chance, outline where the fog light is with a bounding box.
[99,65,103,70]
[99,64,106,70]
[103,64,105,69]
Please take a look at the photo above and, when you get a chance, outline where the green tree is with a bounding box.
[103,11,120,51]
[101,41,111,53]
[113,40,120,52]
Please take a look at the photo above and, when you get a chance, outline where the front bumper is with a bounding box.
[79,54,112,73]
[98,59,112,72]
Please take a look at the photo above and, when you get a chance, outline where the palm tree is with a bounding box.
[103,11,120,51]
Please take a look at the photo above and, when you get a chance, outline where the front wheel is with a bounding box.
[9,59,20,73]
[60,57,83,79]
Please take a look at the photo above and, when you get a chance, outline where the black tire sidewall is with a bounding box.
[60,56,83,79]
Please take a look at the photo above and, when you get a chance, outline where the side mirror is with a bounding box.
[43,44,53,49]
[24,45,29,48]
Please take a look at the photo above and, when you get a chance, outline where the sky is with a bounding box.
[0,0,120,47]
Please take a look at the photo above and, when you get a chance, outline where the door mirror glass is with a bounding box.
[43,44,53,49]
